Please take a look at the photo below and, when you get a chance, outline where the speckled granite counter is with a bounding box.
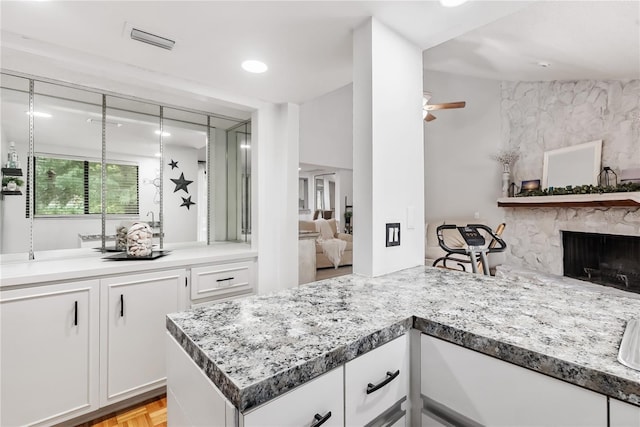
[166,266,640,412]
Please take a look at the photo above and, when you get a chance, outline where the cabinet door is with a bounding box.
[242,367,343,427]
[345,334,409,426]
[1,280,99,426]
[421,334,607,426]
[100,269,187,405]
[610,398,640,427]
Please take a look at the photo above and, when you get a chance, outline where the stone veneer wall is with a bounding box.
[500,79,640,275]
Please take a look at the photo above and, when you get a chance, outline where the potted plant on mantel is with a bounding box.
[2,176,24,192]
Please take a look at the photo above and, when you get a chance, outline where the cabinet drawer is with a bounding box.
[191,261,253,301]
[242,367,343,427]
[345,334,409,426]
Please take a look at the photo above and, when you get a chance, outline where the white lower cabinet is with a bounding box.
[610,398,640,427]
[100,269,187,406]
[242,367,343,427]
[421,334,607,426]
[0,280,100,427]
[345,334,409,426]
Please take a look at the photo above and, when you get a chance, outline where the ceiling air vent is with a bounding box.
[130,28,175,50]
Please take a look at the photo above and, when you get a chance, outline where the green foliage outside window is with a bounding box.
[35,156,138,216]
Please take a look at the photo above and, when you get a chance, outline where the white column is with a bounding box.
[253,103,300,294]
[353,18,425,277]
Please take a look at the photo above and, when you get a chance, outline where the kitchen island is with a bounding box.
[166,266,640,426]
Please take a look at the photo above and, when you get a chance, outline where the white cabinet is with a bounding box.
[100,269,187,405]
[345,334,409,426]
[610,398,640,427]
[243,368,343,427]
[421,334,607,426]
[167,332,232,427]
[190,261,254,306]
[0,280,99,426]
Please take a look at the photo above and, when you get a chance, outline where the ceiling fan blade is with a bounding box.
[425,101,466,111]
[424,112,437,122]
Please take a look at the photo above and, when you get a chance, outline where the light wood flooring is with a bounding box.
[316,265,352,281]
[78,396,166,427]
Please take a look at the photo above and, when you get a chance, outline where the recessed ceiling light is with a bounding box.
[439,0,468,7]
[25,111,52,118]
[537,61,551,68]
[241,60,268,74]
[155,130,171,137]
[240,144,251,149]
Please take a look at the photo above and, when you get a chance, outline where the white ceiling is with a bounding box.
[1,1,638,112]
[423,1,640,81]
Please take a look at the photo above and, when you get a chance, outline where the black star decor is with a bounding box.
[180,196,195,210]
[170,172,193,193]
[168,159,179,169]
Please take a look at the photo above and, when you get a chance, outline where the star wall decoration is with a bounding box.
[168,159,179,169]
[170,172,193,193]
[180,196,195,210]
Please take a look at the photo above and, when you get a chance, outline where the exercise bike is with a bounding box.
[432,223,507,275]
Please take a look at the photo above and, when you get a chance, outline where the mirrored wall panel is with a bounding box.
[226,122,251,243]
[105,96,161,249]
[0,72,251,259]
[0,75,30,254]
[31,82,104,252]
[162,108,208,245]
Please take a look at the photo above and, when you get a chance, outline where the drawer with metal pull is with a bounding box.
[345,334,409,426]
[190,261,253,302]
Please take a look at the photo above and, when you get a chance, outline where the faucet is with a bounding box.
[147,211,155,227]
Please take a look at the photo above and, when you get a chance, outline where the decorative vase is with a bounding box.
[501,163,510,197]
[6,181,17,191]
[126,222,153,257]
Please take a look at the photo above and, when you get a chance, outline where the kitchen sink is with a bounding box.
[618,318,640,371]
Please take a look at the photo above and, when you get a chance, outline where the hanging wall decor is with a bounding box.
[180,196,195,210]
[170,172,193,193]
[168,159,179,169]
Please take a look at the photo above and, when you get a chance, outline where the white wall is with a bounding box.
[299,84,353,170]
[423,70,504,228]
[353,18,425,277]
[254,103,299,294]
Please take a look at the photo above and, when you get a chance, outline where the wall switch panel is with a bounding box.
[386,223,400,247]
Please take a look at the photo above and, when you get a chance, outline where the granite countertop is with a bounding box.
[166,266,640,413]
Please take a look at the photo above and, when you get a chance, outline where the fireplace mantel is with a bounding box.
[497,191,640,208]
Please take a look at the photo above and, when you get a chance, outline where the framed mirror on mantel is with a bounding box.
[0,72,252,260]
[498,140,640,208]
[542,140,602,189]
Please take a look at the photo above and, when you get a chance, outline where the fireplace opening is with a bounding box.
[563,231,640,294]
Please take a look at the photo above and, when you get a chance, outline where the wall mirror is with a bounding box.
[0,72,251,259]
[542,140,602,189]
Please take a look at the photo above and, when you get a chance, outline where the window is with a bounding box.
[35,156,138,215]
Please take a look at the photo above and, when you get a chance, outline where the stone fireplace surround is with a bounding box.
[500,79,640,275]
[503,206,640,276]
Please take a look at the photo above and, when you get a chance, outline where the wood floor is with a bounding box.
[78,396,167,427]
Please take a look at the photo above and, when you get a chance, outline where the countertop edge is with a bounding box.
[168,312,640,411]
[167,315,413,412]
[413,317,640,407]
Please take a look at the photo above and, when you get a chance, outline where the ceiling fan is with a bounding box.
[423,92,466,122]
